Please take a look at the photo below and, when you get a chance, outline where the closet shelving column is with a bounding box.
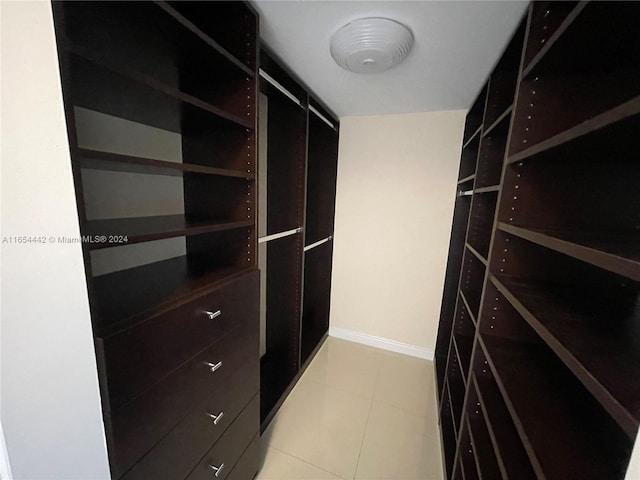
[53,2,261,479]
[258,47,308,425]
[435,14,526,479]
[438,2,640,479]
[301,98,339,365]
[479,1,639,478]
[435,83,485,399]
[258,48,340,429]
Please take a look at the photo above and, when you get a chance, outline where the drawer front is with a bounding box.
[107,321,258,478]
[227,434,260,480]
[185,395,259,480]
[121,356,259,480]
[101,270,259,410]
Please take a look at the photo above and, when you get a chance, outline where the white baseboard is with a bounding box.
[329,327,434,360]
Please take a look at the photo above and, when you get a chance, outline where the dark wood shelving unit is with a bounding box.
[476,113,510,189]
[511,3,640,157]
[75,148,254,179]
[305,98,339,245]
[441,384,458,479]
[463,85,487,145]
[257,48,340,429]
[459,246,486,318]
[522,1,582,73]
[436,3,640,478]
[458,419,480,480]
[459,134,481,181]
[457,174,475,185]
[466,380,503,480]
[498,223,640,282]
[61,2,254,125]
[484,20,525,129]
[459,291,477,327]
[159,1,257,75]
[509,95,640,164]
[491,273,640,437]
[84,216,253,250]
[301,240,333,365]
[472,357,536,480]
[467,191,498,260]
[53,2,261,479]
[260,233,302,422]
[452,298,474,380]
[482,105,512,138]
[300,97,339,367]
[258,47,306,426]
[92,256,254,338]
[480,332,631,480]
[66,44,253,131]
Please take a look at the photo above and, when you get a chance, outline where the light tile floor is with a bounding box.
[257,337,444,480]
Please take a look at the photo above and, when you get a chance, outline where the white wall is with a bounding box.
[330,110,466,356]
[0,2,111,478]
[627,434,640,480]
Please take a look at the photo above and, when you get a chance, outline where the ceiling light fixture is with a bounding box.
[330,17,414,74]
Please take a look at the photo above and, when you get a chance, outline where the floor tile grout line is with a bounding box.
[370,397,439,422]
[352,354,384,480]
[266,444,346,479]
[300,377,376,402]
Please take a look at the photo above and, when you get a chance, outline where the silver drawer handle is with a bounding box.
[204,310,221,320]
[203,361,222,373]
[209,463,225,477]
[206,411,224,425]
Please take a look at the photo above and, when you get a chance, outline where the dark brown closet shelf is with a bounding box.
[458,174,475,184]
[459,291,477,327]
[466,411,501,480]
[478,335,627,480]
[454,335,473,381]
[75,148,254,179]
[154,1,255,78]
[465,243,488,266]
[461,416,482,480]
[445,382,460,442]
[463,126,482,149]
[84,215,253,250]
[490,274,640,438]
[66,42,254,130]
[441,393,457,478]
[497,223,640,281]
[447,353,466,433]
[474,185,500,194]
[508,95,640,164]
[483,105,513,139]
[471,374,536,480]
[92,258,254,337]
[520,2,587,79]
[451,339,466,388]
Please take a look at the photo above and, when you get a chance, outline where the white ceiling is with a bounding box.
[253,1,529,118]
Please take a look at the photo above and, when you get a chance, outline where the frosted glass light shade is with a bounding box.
[330,17,414,74]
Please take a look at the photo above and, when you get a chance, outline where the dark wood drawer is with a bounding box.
[121,355,259,480]
[227,434,260,480]
[98,270,259,410]
[185,395,259,480]
[107,320,258,478]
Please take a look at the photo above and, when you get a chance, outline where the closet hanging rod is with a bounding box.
[259,69,304,108]
[309,105,336,130]
[304,236,332,251]
[258,227,302,244]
